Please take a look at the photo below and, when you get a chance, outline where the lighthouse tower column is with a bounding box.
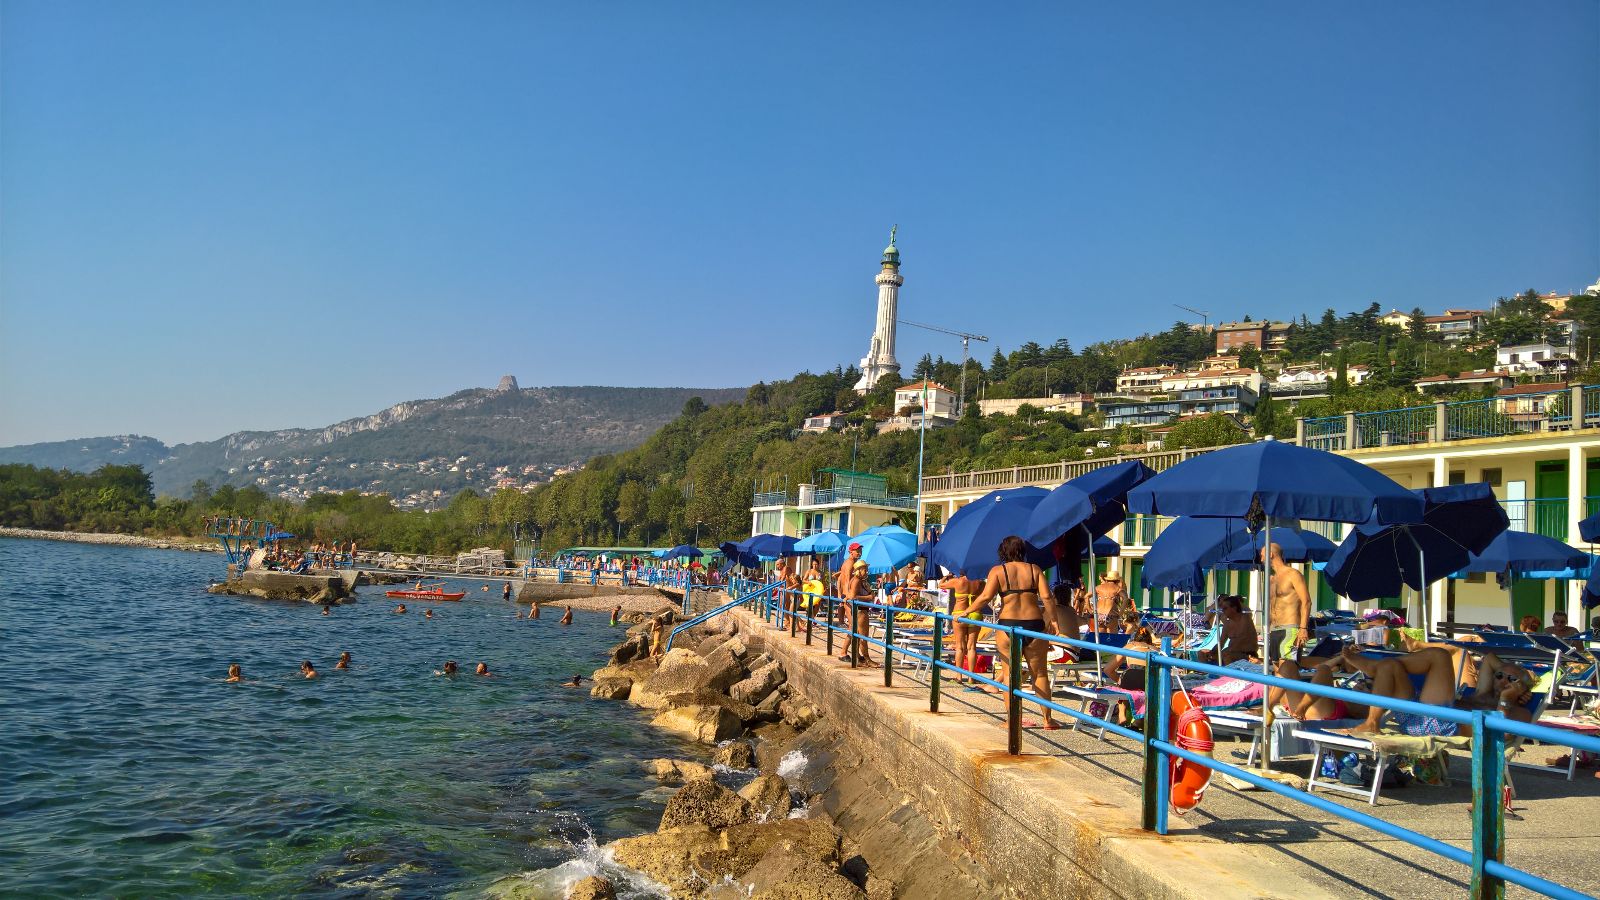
[855,226,904,393]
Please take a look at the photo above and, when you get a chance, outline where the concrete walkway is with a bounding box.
[740,610,1600,899]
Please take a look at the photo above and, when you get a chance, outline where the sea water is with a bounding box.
[0,538,693,897]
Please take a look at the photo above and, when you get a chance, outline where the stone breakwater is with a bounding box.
[496,613,989,900]
[0,527,220,552]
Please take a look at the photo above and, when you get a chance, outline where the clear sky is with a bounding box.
[3,1,1596,446]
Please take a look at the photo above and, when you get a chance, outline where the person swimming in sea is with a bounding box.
[435,660,459,676]
[481,584,490,592]
[610,605,622,626]
[225,664,243,683]
[425,608,434,620]
[502,582,512,601]
[393,604,407,614]
[561,674,584,687]
[300,660,318,679]
[529,602,541,620]
[321,605,331,616]
[475,662,495,677]
[560,606,573,626]
[335,652,351,670]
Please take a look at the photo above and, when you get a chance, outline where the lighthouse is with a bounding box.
[854,226,903,393]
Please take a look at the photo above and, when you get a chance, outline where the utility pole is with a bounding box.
[1175,304,1211,331]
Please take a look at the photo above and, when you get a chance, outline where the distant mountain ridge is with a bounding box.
[0,385,743,505]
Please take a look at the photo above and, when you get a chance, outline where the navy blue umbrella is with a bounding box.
[1140,517,1253,594]
[746,533,802,560]
[719,540,760,569]
[1025,460,1155,547]
[1583,569,1600,610]
[1459,530,1588,577]
[1323,484,1508,615]
[1092,535,1122,558]
[1127,440,1423,525]
[1216,526,1339,570]
[1580,512,1600,544]
[930,487,1054,578]
[666,544,703,559]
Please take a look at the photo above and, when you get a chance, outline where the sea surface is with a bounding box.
[0,538,695,898]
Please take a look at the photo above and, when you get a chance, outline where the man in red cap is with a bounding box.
[836,542,876,666]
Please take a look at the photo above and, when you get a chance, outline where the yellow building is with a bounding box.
[917,383,1599,629]
[752,468,913,539]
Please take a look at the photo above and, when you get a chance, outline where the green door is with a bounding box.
[1587,456,1600,518]
[1511,578,1546,627]
[1314,570,1339,611]
[1534,461,1568,540]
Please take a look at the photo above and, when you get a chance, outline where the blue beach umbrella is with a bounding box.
[930,488,1054,577]
[851,526,918,575]
[719,541,760,569]
[1323,484,1508,617]
[795,531,849,555]
[746,533,802,560]
[1091,535,1121,558]
[1579,512,1600,544]
[1127,440,1424,526]
[1140,517,1254,594]
[666,544,703,559]
[1457,530,1588,627]
[1217,526,1339,570]
[1025,460,1156,548]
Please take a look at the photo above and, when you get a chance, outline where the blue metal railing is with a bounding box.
[1301,385,1588,451]
[733,588,1600,900]
[1354,404,1436,447]
[1301,415,1348,452]
[1499,498,1573,541]
[664,580,779,651]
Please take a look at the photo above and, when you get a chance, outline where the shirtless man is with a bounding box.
[1215,595,1258,665]
[774,558,800,622]
[560,606,574,626]
[1547,612,1580,640]
[1262,543,1310,665]
[837,543,876,666]
[335,652,351,670]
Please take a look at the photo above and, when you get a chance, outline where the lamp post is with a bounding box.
[694,520,705,545]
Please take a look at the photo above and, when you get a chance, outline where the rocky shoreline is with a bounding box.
[0,527,220,553]
[491,612,891,900]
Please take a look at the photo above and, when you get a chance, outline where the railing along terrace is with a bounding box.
[1499,498,1575,542]
[753,490,793,507]
[703,581,1600,900]
[809,487,918,509]
[1354,404,1437,448]
[1585,386,1600,425]
[921,447,1214,495]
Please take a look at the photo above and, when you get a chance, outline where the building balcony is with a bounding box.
[1299,384,1598,452]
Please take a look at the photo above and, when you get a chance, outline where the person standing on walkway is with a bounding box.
[970,536,1062,729]
[836,543,876,666]
[1093,572,1133,632]
[1263,543,1310,665]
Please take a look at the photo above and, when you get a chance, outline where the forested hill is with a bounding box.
[0,385,742,505]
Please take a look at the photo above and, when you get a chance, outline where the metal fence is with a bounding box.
[921,448,1212,495]
[1299,385,1588,451]
[705,582,1600,900]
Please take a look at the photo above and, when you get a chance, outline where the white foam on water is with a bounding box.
[496,820,670,900]
[776,749,808,781]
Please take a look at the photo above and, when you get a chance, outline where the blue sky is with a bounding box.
[3,1,1596,445]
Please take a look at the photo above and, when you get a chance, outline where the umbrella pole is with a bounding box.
[1086,524,1100,682]
[1261,515,1274,760]
[1404,528,1427,637]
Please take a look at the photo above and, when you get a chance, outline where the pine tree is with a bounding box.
[1253,385,1282,438]
[1408,307,1428,342]
[989,348,1008,381]
[914,353,935,379]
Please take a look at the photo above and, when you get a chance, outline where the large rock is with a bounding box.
[566,875,617,900]
[659,779,754,830]
[588,678,632,701]
[713,740,756,770]
[591,657,658,686]
[780,697,822,731]
[730,661,786,705]
[609,633,649,665]
[608,825,730,897]
[651,705,742,744]
[752,721,803,774]
[753,689,784,722]
[734,848,864,899]
[631,649,746,709]
[739,774,793,821]
[648,758,715,785]
[643,689,757,722]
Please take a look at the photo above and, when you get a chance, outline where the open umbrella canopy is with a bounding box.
[1216,526,1338,570]
[719,541,760,568]
[1457,530,1588,576]
[1127,440,1424,525]
[931,488,1054,577]
[1025,460,1155,548]
[1140,517,1253,593]
[746,533,802,560]
[1580,512,1600,544]
[1091,535,1122,558]
[794,531,848,554]
[850,526,918,575]
[665,544,703,559]
[1323,483,1508,601]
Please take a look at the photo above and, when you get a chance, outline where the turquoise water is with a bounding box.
[0,538,693,898]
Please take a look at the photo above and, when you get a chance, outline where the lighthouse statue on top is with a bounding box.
[854,226,904,393]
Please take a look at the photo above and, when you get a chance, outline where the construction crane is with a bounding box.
[897,318,988,417]
[1174,304,1211,330]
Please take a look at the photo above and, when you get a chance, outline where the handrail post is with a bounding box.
[883,609,895,687]
[1141,645,1163,830]
[1470,710,1507,900]
[826,599,835,657]
[805,601,814,645]
[1006,625,1022,755]
[1153,638,1173,835]
[789,591,799,637]
[930,615,944,713]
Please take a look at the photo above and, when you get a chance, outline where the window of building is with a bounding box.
[1448,470,1465,485]
[1481,467,1502,486]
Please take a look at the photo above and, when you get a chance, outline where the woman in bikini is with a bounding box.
[971,536,1062,729]
[941,570,986,688]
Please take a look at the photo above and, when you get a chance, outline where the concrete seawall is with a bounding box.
[515,582,672,603]
[729,607,1333,900]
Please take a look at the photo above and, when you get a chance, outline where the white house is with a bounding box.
[801,412,849,433]
[1114,366,1176,394]
[1497,343,1575,376]
[1158,367,1264,395]
[892,381,957,418]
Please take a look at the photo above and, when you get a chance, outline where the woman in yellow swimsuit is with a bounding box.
[942,571,986,688]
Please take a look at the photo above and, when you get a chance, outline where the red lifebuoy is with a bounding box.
[1169,691,1214,813]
